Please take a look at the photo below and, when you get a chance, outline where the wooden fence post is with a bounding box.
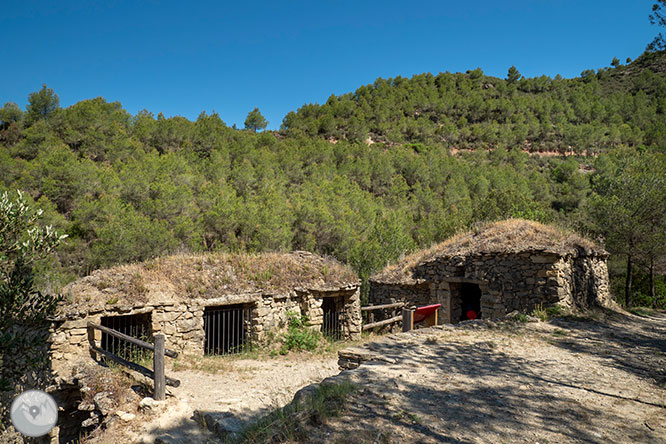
[153,334,166,400]
[402,308,414,332]
[87,323,97,360]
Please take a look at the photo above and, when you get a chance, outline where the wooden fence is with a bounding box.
[362,303,440,333]
[87,322,180,400]
[361,302,404,331]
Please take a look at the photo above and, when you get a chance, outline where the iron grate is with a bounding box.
[204,304,251,355]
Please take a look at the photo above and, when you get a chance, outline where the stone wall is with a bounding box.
[368,281,432,309]
[366,281,432,322]
[369,251,610,324]
[49,286,361,377]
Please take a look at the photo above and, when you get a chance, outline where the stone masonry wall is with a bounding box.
[368,282,432,309]
[304,289,362,339]
[370,251,610,324]
[49,286,361,377]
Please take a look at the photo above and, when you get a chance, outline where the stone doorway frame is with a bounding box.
[433,277,491,324]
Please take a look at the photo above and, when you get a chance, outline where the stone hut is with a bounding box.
[49,251,361,375]
[370,219,611,324]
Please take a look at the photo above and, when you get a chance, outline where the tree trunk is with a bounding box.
[650,258,656,308]
[625,254,633,308]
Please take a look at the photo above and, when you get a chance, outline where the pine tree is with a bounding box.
[244,107,268,132]
[507,66,521,85]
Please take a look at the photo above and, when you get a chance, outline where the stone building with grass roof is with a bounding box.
[370,219,611,324]
[49,251,361,374]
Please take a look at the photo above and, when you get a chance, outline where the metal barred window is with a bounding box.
[100,313,153,362]
[204,304,251,355]
[321,297,345,341]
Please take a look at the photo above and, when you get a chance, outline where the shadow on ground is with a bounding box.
[144,311,666,443]
[549,309,666,385]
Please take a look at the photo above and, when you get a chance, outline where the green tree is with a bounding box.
[583,150,666,307]
[244,107,268,132]
[648,1,666,51]
[611,57,620,67]
[507,66,522,85]
[25,84,60,125]
[0,102,23,130]
[0,190,66,324]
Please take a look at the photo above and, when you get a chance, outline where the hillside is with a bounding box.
[0,52,664,309]
[282,52,666,153]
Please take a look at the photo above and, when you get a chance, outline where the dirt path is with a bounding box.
[89,309,665,444]
[307,309,666,444]
[134,355,339,443]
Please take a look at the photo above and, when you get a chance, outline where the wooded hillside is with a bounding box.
[1,53,665,307]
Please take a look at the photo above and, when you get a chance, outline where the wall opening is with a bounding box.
[100,312,152,361]
[204,304,251,355]
[459,283,482,321]
[321,296,345,340]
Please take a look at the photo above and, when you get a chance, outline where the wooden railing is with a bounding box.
[361,302,404,331]
[87,322,180,400]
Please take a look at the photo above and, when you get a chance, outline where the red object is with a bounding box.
[466,310,477,320]
[413,304,441,323]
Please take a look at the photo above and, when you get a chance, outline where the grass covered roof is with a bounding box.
[59,251,358,311]
[371,219,605,284]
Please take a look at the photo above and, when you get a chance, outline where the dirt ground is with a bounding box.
[88,308,666,444]
[305,309,666,444]
[127,354,340,443]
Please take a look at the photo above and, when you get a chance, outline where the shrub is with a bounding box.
[531,303,548,322]
[545,304,564,317]
[279,311,320,354]
[509,313,530,323]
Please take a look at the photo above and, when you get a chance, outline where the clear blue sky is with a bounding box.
[0,1,657,130]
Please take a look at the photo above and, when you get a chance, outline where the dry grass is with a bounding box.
[60,251,358,309]
[372,219,604,284]
[79,364,143,407]
[169,332,381,375]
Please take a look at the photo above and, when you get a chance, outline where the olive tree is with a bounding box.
[1,190,66,326]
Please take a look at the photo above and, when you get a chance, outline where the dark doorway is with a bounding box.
[100,312,152,361]
[321,297,344,341]
[460,283,482,321]
[204,304,251,355]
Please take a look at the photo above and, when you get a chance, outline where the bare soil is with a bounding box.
[127,354,339,443]
[303,309,666,444]
[86,308,665,444]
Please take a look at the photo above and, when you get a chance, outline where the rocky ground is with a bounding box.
[82,354,340,443]
[81,308,666,444]
[308,308,666,444]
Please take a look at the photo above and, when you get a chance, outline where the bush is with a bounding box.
[0,190,66,325]
[279,311,321,354]
[531,303,548,321]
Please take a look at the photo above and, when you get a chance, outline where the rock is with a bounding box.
[77,400,95,411]
[193,410,244,439]
[81,411,102,428]
[115,411,136,422]
[337,346,392,370]
[139,396,167,412]
[293,384,319,405]
[93,392,115,416]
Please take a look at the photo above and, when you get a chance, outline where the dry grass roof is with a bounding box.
[372,219,605,284]
[60,251,358,310]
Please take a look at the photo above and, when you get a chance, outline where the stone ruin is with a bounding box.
[49,251,361,377]
[370,219,611,324]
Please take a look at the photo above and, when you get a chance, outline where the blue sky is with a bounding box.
[0,1,657,130]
